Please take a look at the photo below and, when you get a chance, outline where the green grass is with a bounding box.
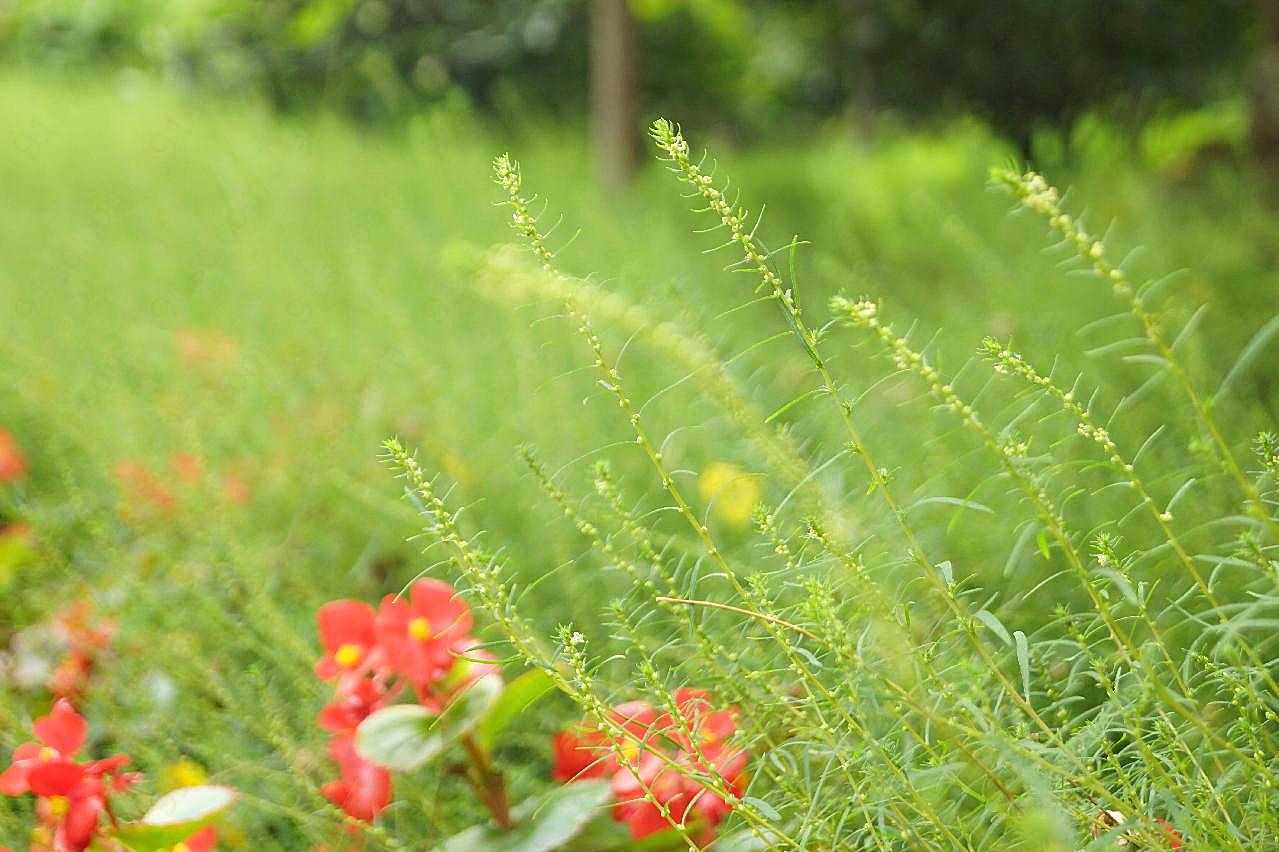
[1,70,1277,847]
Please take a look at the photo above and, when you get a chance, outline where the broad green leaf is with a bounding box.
[476,668,555,750]
[356,674,501,771]
[114,785,238,850]
[440,779,613,852]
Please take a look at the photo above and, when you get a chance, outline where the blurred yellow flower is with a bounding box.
[161,759,208,790]
[698,462,761,528]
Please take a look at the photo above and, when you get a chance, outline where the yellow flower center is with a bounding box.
[334,643,363,668]
[47,796,69,818]
[172,843,191,852]
[39,746,56,761]
[408,616,433,640]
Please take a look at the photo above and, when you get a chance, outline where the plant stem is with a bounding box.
[461,733,512,831]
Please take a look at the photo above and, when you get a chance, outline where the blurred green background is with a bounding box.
[2,1,1278,847]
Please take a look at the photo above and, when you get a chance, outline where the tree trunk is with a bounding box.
[1253,0,1279,162]
[591,0,638,187]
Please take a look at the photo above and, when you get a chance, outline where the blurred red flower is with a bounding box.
[0,427,27,483]
[318,678,389,735]
[47,599,116,704]
[321,735,391,824]
[113,461,177,516]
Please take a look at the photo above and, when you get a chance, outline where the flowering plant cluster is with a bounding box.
[0,700,234,852]
[313,578,499,825]
[552,688,748,845]
[313,580,753,849]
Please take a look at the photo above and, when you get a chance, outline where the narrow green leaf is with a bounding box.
[776,297,822,367]
[1014,630,1031,699]
[975,610,1012,645]
[1216,313,1279,402]
[357,674,502,771]
[787,234,802,312]
[476,669,555,750]
[1036,528,1052,560]
[764,388,823,424]
[743,795,782,821]
[908,496,994,514]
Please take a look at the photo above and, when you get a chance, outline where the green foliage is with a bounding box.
[356,676,501,771]
[446,120,1279,846]
[115,786,239,851]
[0,1,1258,137]
[2,73,1278,846]
[476,669,556,751]
[441,779,615,852]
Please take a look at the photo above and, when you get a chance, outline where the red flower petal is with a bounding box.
[27,759,85,797]
[33,700,87,756]
[0,743,43,795]
[180,825,218,852]
[57,791,104,851]
[317,601,377,653]
[409,580,473,638]
[85,754,132,780]
[324,736,390,823]
[551,731,613,782]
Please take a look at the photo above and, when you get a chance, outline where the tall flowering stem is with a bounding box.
[994,168,1279,545]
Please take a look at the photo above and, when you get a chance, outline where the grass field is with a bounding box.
[2,72,1277,847]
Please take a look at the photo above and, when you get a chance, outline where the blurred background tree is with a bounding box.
[0,0,1268,165]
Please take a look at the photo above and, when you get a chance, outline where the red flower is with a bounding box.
[321,735,391,824]
[552,700,659,783]
[0,700,136,852]
[375,580,473,689]
[552,690,746,845]
[318,678,388,735]
[1,700,87,794]
[0,428,26,483]
[315,600,381,682]
[612,747,745,844]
